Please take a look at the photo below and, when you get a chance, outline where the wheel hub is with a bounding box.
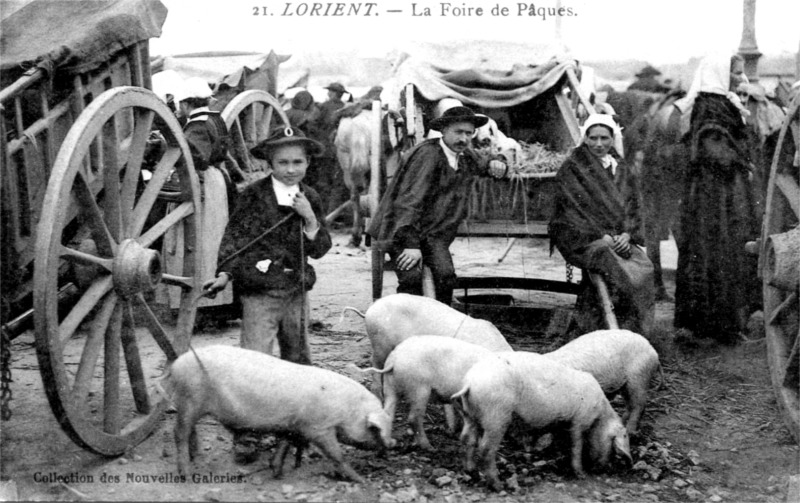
[113,239,163,297]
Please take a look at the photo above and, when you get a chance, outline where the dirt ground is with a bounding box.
[1,229,798,502]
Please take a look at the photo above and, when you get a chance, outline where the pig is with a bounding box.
[544,329,663,435]
[347,293,512,432]
[358,336,494,450]
[167,345,396,483]
[351,293,511,373]
[453,352,632,490]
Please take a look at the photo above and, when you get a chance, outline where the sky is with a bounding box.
[149,0,800,64]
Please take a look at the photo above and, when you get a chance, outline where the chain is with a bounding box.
[566,263,574,284]
[1,325,12,420]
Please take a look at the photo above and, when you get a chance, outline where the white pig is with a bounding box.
[544,329,662,435]
[355,293,512,372]
[348,294,512,431]
[359,336,494,450]
[453,352,632,491]
[168,345,396,483]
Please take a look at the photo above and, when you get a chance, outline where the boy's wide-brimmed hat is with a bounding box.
[428,106,489,131]
[635,65,662,78]
[250,126,323,159]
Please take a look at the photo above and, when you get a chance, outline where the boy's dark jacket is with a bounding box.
[216,176,331,294]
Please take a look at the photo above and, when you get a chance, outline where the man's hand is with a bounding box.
[488,159,507,178]
[612,233,632,258]
[396,248,422,271]
[202,273,230,298]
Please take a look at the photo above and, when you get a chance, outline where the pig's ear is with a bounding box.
[613,432,632,466]
[366,411,384,430]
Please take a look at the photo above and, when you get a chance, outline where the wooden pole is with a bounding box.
[325,200,352,224]
[588,272,619,330]
[368,100,382,218]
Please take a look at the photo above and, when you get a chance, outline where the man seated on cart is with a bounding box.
[549,113,655,335]
[368,105,507,305]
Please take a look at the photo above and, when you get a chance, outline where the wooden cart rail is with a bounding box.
[2,41,151,306]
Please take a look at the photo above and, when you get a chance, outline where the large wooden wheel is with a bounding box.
[33,87,203,455]
[221,89,290,176]
[761,93,800,444]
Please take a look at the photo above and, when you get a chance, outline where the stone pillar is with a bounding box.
[738,0,762,83]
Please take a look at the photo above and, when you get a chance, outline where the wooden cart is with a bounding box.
[0,0,288,455]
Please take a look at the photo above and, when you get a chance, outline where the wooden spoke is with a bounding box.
[72,293,118,402]
[775,173,800,217]
[232,118,247,148]
[103,302,122,435]
[129,146,181,237]
[58,276,114,347]
[768,291,798,326]
[784,334,799,390]
[247,106,258,142]
[133,293,178,362]
[121,302,150,414]
[73,170,117,256]
[102,114,123,241]
[121,108,155,235]
[59,245,113,272]
[160,273,195,290]
[137,201,194,248]
[260,103,274,137]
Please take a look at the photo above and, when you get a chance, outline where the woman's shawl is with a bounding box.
[549,143,641,259]
[689,93,752,172]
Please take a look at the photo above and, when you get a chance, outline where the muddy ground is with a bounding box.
[1,229,798,502]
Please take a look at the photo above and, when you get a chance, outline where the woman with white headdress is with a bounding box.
[674,54,760,343]
[549,113,654,335]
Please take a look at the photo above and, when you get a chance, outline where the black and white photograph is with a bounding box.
[1,0,798,501]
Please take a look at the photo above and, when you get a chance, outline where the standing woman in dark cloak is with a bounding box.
[674,54,761,342]
[550,113,655,335]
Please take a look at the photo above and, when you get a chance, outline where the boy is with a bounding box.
[202,127,332,365]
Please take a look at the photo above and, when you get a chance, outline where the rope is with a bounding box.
[299,220,307,354]
[452,314,468,339]
[1,325,12,420]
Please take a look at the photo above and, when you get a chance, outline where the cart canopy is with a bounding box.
[392,41,580,109]
[1,0,167,83]
[151,51,297,97]
[396,57,579,109]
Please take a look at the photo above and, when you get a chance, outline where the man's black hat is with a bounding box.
[429,106,489,131]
